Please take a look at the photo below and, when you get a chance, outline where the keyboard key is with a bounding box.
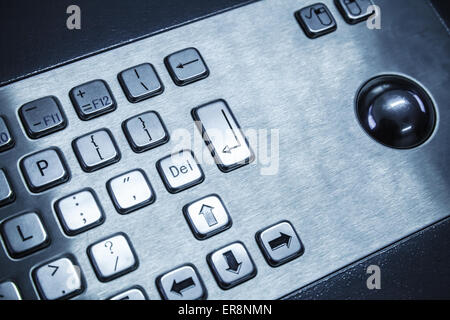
[0,281,22,300]
[335,0,375,24]
[0,169,15,207]
[156,264,207,300]
[0,116,14,152]
[183,194,232,240]
[255,221,304,267]
[107,169,155,214]
[88,233,138,282]
[118,63,164,102]
[207,242,257,290]
[123,111,169,153]
[1,212,49,258]
[109,287,148,300]
[156,150,204,194]
[34,257,84,300]
[192,100,254,172]
[20,148,70,193]
[165,48,209,86]
[19,96,67,139]
[295,3,337,39]
[72,129,120,172]
[55,189,104,235]
[69,80,116,120]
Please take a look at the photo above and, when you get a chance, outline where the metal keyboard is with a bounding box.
[0,0,449,300]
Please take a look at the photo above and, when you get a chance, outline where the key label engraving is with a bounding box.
[223,250,242,274]
[48,264,59,276]
[171,277,196,296]
[133,69,151,91]
[0,132,9,143]
[268,232,292,250]
[176,58,199,69]
[138,117,152,141]
[199,205,218,227]
[170,159,194,178]
[36,160,48,176]
[90,135,104,160]
[17,225,33,241]
[105,241,113,254]
[221,109,242,154]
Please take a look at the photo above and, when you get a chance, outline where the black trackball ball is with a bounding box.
[356,75,436,149]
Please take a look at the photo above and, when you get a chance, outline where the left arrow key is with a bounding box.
[171,277,195,295]
[157,264,207,300]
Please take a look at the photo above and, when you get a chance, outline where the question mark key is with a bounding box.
[88,233,138,282]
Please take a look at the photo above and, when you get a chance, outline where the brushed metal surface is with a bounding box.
[0,0,449,300]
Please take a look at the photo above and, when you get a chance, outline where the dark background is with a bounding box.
[0,0,449,299]
[0,0,257,87]
[0,0,448,87]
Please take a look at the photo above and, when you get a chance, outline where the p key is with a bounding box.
[20,148,70,193]
[192,99,254,172]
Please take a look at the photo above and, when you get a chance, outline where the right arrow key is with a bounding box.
[256,221,304,267]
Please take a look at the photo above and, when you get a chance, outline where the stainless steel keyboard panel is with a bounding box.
[0,0,449,299]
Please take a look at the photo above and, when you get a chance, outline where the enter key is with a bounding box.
[192,100,254,172]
